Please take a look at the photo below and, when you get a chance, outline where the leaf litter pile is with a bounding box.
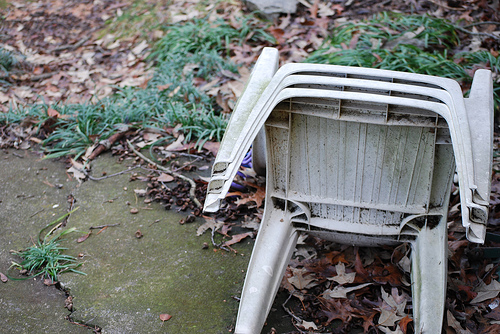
[1,0,500,333]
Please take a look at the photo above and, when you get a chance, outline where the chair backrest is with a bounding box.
[263,81,456,245]
[204,47,493,244]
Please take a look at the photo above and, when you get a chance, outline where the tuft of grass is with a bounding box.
[9,209,85,282]
[0,47,17,75]
[1,13,274,158]
[306,12,500,112]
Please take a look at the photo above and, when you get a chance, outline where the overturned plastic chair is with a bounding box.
[204,47,493,333]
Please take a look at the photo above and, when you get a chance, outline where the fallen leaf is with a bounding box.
[377,288,408,327]
[328,262,356,285]
[165,134,186,151]
[202,141,220,156]
[288,267,318,290]
[160,314,172,322]
[471,280,500,303]
[130,208,139,214]
[77,231,91,243]
[379,325,404,334]
[47,107,60,118]
[157,173,174,183]
[323,283,371,299]
[134,189,147,197]
[222,232,253,247]
[67,166,86,182]
[399,315,413,332]
[300,320,318,330]
[0,272,8,283]
[43,278,56,286]
[197,217,224,236]
[447,310,473,334]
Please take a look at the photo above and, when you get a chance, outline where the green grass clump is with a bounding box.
[9,209,85,282]
[306,12,500,112]
[0,14,274,158]
[0,47,17,75]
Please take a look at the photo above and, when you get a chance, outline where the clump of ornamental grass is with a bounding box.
[9,208,85,282]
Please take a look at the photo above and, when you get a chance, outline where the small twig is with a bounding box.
[172,156,202,172]
[30,208,44,218]
[89,224,120,229]
[126,140,202,207]
[464,22,500,28]
[88,129,131,160]
[52,36,91,52]
[426,0,465,10]
[79,165,141,181]
[455,26,500,41]
[282,294,307,333]
[30,72,56,82]
[149,219,161,227]
[211,226,230,252]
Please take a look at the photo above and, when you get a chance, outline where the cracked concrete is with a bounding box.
[0,149,253,333]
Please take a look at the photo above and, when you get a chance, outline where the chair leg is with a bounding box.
[411,216,447,333]
[235,208,298,334]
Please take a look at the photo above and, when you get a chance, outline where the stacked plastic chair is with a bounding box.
[204,47,493,333]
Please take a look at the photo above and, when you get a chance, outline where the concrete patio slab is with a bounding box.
[0,149,253,333]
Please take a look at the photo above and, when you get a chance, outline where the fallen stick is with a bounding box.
[126,140,202,207]
[88,130,130,160]
[89,224,120,229]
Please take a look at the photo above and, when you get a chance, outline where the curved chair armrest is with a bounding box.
[204,47,279,212]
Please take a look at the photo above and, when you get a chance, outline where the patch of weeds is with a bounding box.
[0,47,17,75]
[151,16,274,81]
[306,12,500,112]
[9,209,85,282]
[1,13,273,157]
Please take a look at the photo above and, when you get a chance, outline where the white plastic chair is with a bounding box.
[204,47,493,333]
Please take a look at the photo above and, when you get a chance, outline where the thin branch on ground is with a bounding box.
[455,25,500,41]
[78,165,141,181]
[126,139,202,207]
[89,224,120,229]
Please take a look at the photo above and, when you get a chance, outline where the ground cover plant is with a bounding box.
[306,12,500,113]
[8,209,85,282]
[1,0,500,333]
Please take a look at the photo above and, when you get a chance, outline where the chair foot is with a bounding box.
[411,216,447,333]
[235,209,298,334]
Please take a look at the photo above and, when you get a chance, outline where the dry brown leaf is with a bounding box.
[471,280,500,303]
[197,217,224,236]
[159,313,172,322]
[222,232,253,247]
[0,272,8,283]
[77,231,91,243]
[157,173,174,183]
[288,267,318,290]
[328,262,356,285]
[323,283,371,299]
[377,288,408,327]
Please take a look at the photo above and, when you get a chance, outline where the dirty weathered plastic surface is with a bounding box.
[203,47,493,333]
